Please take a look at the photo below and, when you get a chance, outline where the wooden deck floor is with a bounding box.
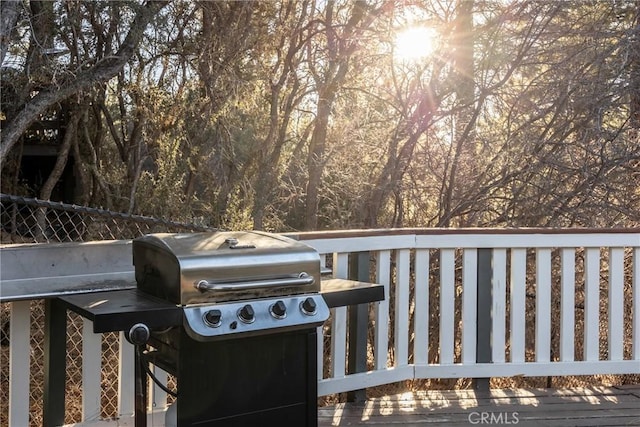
[318,386,640,427]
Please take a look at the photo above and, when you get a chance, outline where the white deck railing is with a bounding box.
[2,228,639,426]
[298,229,640,396]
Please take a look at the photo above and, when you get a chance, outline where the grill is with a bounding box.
[133,231,329,340]
[129,231,329,427]
[60,231,384,427]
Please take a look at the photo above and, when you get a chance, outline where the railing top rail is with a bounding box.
[289,228,640,253]
[288,227,640,241]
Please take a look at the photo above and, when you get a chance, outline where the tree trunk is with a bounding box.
[304,1,390,230]
[71,131,91,206]
[27,0,55,90]
[305,93,333,230]
[630,3,640,129]
[35,108,80,241]
[364,124,429,228]
[251,2,308,230]
[0,0,21,65]
[440,0,475,227]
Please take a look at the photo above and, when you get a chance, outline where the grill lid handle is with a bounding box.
[195,272,314,292]
[225,237,256,249]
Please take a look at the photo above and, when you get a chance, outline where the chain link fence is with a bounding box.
[1,194,213,425]
[0,193,212,244]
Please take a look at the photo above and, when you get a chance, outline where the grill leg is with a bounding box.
[135,347,148,427]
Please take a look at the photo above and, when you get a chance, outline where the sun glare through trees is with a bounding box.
[393,26,438,62]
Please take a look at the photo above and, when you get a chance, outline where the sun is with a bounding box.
[393,26,437,62]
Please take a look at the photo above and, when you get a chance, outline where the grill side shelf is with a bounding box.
[320,279,385,308]
[59,289,182,333]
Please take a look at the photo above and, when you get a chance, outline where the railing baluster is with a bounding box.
[333,252,349,279]
[118,332,135,417]
[331,307,348,378]
[510,248,527,363]
[474,248,492,390]
[317,256,327,381]
[560,248,575,362]
[374,250,391,370]
[331,253,349,378]
[82,318,102,421]
[608,248,624,361]
[414,249,430,365]
[149,366,168,411]
[536,248,552,363]
[492,249,507,364]
[317,325,324,381]
[634,248,640,361]
[584,248,601,361]
[395,249,410,366]
[462,249,477,365]
[9,301,31,427]
[440,249,455,364]
[347,252,370,402]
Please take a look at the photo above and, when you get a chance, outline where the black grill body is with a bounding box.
[171,328,317,426]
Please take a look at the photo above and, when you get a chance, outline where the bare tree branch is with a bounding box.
[0,0,168,164]
[0,0,21,65]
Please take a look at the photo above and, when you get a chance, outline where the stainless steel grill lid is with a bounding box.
[133,231,321,305]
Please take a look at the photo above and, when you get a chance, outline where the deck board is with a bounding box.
[318,386,640,426]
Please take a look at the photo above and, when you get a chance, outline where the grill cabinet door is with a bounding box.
[176,328,318,427]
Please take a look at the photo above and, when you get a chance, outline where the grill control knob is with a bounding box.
[270,300,287,319]
[127,323,150,346]
[301,297,317,315]
[238,304,255,323]
[204,309,222,327]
